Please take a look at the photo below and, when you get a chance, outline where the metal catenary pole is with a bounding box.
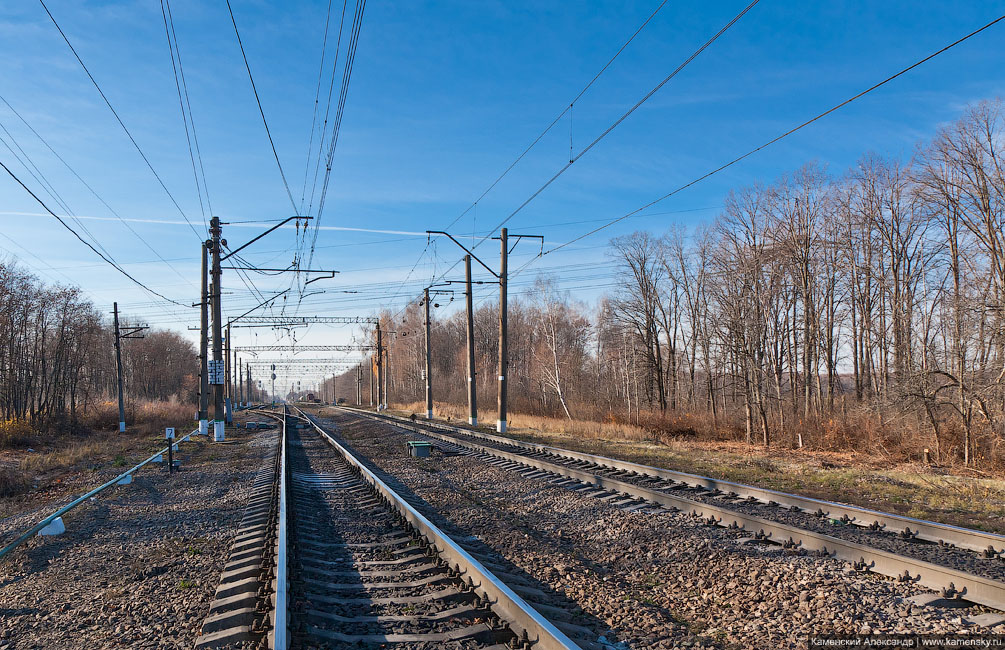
[497,228,508,432]
[210,216,225,441]
[113,302,126,433]
[424,287,433,419]
[199,242,209,435]
[464,254,477,426]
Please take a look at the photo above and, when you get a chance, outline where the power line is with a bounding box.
[386,0,673,316]
[165,0,212,218]
[289,0,355,313]
[225,0,298,213]
[161,0,210,226]
[545,10,1005,256]
[304,0,350,220]
[306,0,366,273]
[442,0,672,233]
[472,0,761,251]
[0,159,192,308]
[0,117,134,273]
[298,0,353,304]
[0,94,197,289]
[392,0,758,318]
[38,0,202,241]
[300,0,338,211]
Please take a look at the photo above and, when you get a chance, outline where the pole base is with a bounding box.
[38,516,65,537]
[198,419,208,436]
[118,421,125,433]
[469,417,477,426]
[496,420,507,433]
[426,410,433,420]
[214,420,225,442]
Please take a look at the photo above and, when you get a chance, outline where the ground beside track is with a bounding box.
[381,407,1005,535]
[0,416,276,650]
[324,408,996,650]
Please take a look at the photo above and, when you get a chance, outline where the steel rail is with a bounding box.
[270,407,289,649]
[288,405,583,650]
[0,428,197,561]
[350,408,1005,555]
[341,407,1005,612]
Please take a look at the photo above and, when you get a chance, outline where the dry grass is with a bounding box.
[0,399,196,503]
[84,399,193,437]
[396,401,656,442]
[0,465,31,497]
[18,437,118,473]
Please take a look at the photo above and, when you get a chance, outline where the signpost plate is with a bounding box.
[209,359,225,385]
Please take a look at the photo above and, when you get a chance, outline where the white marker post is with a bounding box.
[165,428,175,474]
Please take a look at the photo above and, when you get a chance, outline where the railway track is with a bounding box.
[196,406,585,649]
[335,406,1005,619]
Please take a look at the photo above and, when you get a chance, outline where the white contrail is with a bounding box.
[0,212,433,237]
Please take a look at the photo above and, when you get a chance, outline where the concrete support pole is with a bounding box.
[385,333,391,410]
[113,302,125,433]
[424,288,433,420]
[225,323,233,423]
[198,242,209,435]
[497,228,508,433]
[375,323,384,411]
[210,216,225,441]
[465,255,477,426]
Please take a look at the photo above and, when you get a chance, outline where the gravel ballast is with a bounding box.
[400,417,1005,582]
[0,421,277,650]
[322,408,1001,650]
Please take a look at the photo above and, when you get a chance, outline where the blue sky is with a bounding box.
[1,0,1003,390]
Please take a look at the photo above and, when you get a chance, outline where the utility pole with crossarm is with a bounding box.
[112,302,148,433]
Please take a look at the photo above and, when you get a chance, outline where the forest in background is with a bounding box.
[330,99,1005,471]
[0,261,197,438]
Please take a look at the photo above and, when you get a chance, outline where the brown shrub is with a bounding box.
[0,418,35,449]
[83,401,121,432]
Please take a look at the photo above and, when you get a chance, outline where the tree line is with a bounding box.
[0,262,198,431]
[332,98,1005,469]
